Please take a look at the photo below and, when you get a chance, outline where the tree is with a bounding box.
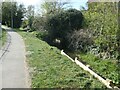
[45,9,84,49]
[32,0,70,32]
[26,5,34,29]
[2,2,25,28]
[2,2,13,26]
[41,0,69,17]
[39,0,70,26]
[32,16,45,31]
[0,2,2,22]
[14,4,26,28]
[83,2,119,59]
[117,1,120,60]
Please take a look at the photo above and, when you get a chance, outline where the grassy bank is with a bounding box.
[16,29,108,88]
[2,29,7,46]
[78,53,119,85]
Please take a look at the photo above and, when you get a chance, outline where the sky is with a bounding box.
[2,0,88,14]
[15,0,88,10]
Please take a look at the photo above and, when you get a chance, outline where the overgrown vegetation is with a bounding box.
[45,9,84,50]
[32,2,120,60]
[79,53,119,85]
[22,1,119,87]
[16,29,108,88]
[16,29,119,88]
[67,29,93,52]
[3,0,119,88]
[82,2,119,59]
[117,1,120,61]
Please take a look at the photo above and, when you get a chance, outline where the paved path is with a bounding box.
[0,27,30,88]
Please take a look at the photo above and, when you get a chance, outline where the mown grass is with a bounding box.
[16,29,108,88]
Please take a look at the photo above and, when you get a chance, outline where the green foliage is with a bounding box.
[38,0,70,32]
[40,0,69,17]
[117,1,120,60]
[16,29,107,88]
[83,2,119,59]
[27,5,34,29]
[32,0,67,32]
[32,0,72,49]
[0,3,2,22]
[78,53,119,85]
[46,9,84,49]
[67,29,93,52]
[2,29,7,45]
[33,0,70,32]
[21,20,28,28]
[2,2,25,28]
[36,31,48,40]
[47,9,83,33]
[32,16,46,31]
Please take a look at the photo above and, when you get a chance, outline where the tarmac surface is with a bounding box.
[0,27,30,88]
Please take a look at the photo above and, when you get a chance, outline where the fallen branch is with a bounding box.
[61,50,119,89]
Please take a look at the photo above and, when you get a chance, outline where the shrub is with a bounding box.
[36,31,48,40]
[32,16,46,31]
[21,20,28,28]
[67,29,93,52]
[45,9,84,49]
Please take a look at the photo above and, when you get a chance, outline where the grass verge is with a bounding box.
[1,28,7,47]
[16,29,110,88]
